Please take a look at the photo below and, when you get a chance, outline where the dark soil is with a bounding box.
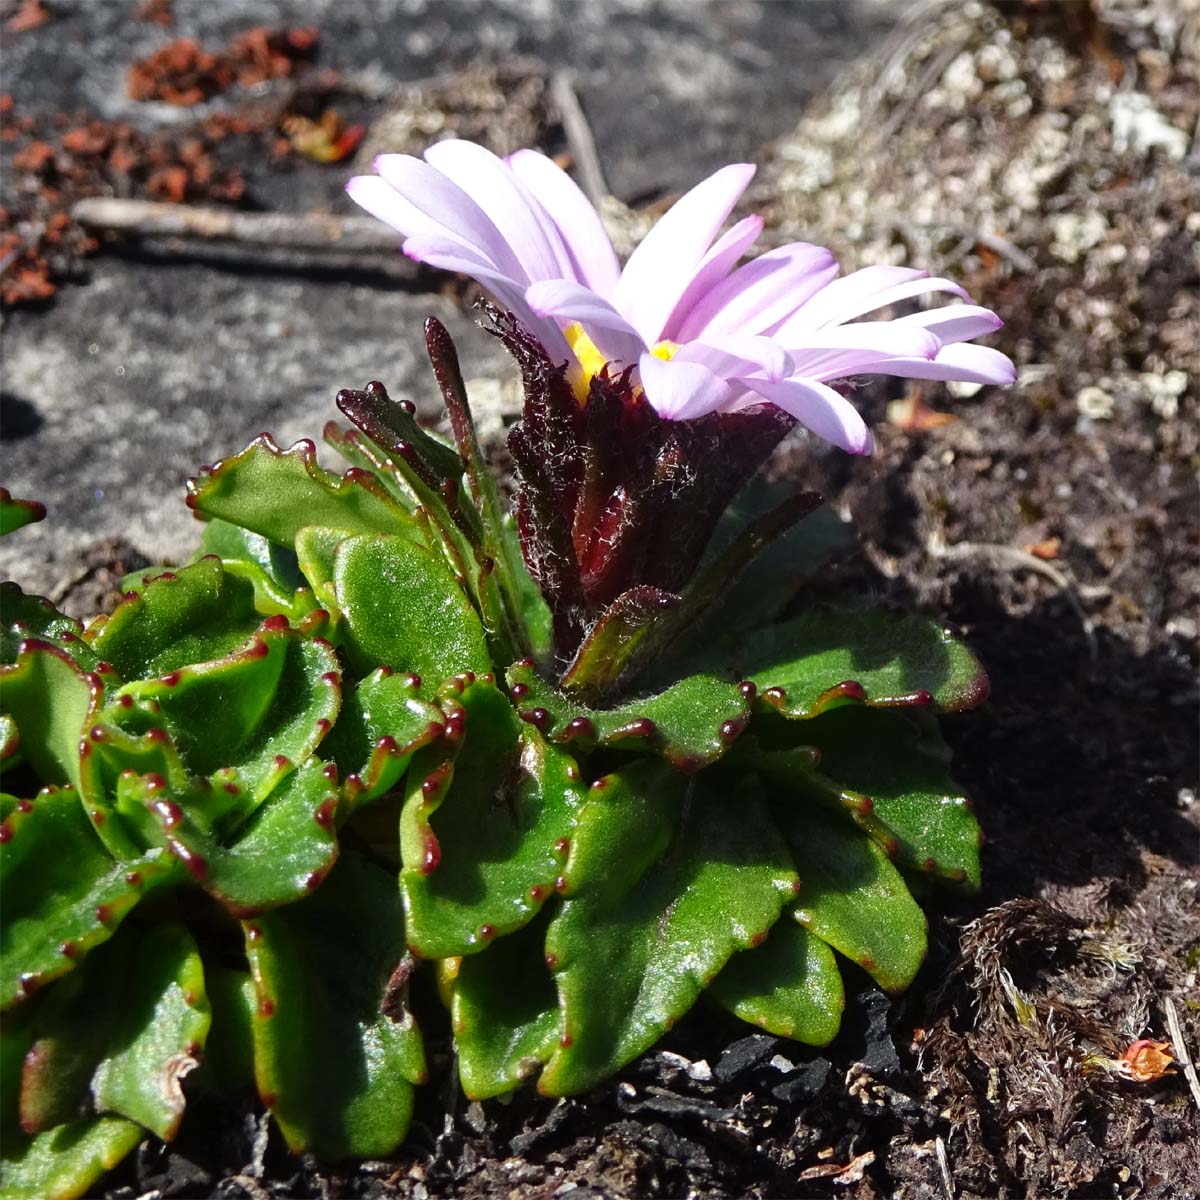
[3,1,1197,1197]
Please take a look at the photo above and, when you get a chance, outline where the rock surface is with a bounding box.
[0,0,894,594]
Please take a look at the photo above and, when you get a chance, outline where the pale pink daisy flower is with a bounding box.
[347,140,1014,455]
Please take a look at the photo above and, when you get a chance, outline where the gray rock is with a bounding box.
[1,0,895,597]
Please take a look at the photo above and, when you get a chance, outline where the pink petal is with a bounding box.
[613,163,757,344]
[526,279,647,369]
[741,376,873,454]
[865,343,1017,385]
[817,276,973,329]
[675,243,838,341]
[405,235,569,359]
[367,156,522,276]
[785,322,940,379]
[638,354,735,421]
[507,149,621,295]
[673,334,793,382]
[896,304,1003,345]
[659,215,764,340]
[423,139,572,282]
[771,265,928,339]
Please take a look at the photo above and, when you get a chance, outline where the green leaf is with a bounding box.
[0,718,17,768]
[244,852,426,1160]
[694,488,852,637]
[323,667,446,809]
[0,489,46,538]
[0,584,95,672]
[17,956,114,1133]
[0,1117,142,1200]
[451,910,560,1100]
[771,802,927,994]
[89,925,211,1139]
[757,707,982,889]
[540,766,798,1095]
[709,920,844,1045]
[187,434,415,546]
[334,533,490,686]
[327,413,519,668]
[202,967,257,1095]
[425,317,542,661]
[134,759,340,916]
[0,787,179,1010]
[78,710,193,859]
[20,922,209,1141]
[559,586,680,702]
[197,517,306,593]
[696,605,989,717]
[0,641,97,789]
[334,379,464,488]
[87,557,260,681]
[597,488,824,693]
[499,517,552,660]
[505,661,751,770]
[1,1000,34,1131]
[113,617,341,811]
[401,680,585,958]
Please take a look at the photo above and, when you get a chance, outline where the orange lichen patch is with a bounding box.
[227,26,319,88]
[0,100,244,308]
[5,0,52,35]
[127,39,229,106]
[126,27,319,106]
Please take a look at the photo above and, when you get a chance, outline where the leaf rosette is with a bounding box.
[0,141,1003,1191]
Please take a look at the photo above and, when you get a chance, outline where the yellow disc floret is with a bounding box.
[564,323,679,404]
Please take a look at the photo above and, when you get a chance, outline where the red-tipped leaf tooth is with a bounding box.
[561,716,595,742]
[719,713,750,744]
[419,833,441,875]
[303,867,330,891]
[811,680,868,713]
[172,844,210,882]
[519,708,553,731]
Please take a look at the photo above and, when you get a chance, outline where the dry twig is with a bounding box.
[1164,997,1200,1112]
[936,1135,955,1200]
[549,70,609,206]
[72,198,402,254]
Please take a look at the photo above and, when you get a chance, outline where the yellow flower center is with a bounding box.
[564,322,678,403]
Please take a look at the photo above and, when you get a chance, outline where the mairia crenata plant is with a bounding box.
[0,144,1009,1198]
